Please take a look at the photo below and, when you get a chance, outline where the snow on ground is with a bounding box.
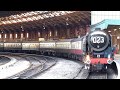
[0,56,11,65]
[0,56,17,70]
[33,59,83,79]
[0,56,30,79]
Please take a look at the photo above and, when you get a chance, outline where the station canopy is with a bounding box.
[0,11,90,32]
[91,19,120,31]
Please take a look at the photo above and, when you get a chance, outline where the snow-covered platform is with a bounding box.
[33,58,84,79]
[0,56,11,65]
[0,55,30,79]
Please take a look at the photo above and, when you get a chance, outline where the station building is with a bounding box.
[91,11,120,52]
[0,11,90,42]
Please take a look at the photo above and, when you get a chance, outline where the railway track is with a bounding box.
[0,56,11,65]
[87,66,118,79]
[0,52,118,79]
[87,71,107,79]
[17,54,57,79]
[0,52,57,79]
[74,65,118,79]
[75,68,108,79]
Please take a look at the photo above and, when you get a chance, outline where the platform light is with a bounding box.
[108,31,111,32]
[21,26,24,32]
[22,29,24,32]
[66,22,69,25]
[114,29,117,31]
[117,36,120,39]
[43,26,46,29]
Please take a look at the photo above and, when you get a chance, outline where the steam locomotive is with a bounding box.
[84,30,114,71]
[0,30,114,71]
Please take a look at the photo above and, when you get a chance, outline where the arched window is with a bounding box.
[15,34,17,38]
[56,30,57,36]
[50,31,52,36]
[5,34,7,38]
[38,32,40,37]
[10,34,12,39]
[21,33,23,38]
[0,34,1,38]
[27,33,29,38]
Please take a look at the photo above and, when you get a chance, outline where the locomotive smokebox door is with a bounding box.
[87,30,109,52]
